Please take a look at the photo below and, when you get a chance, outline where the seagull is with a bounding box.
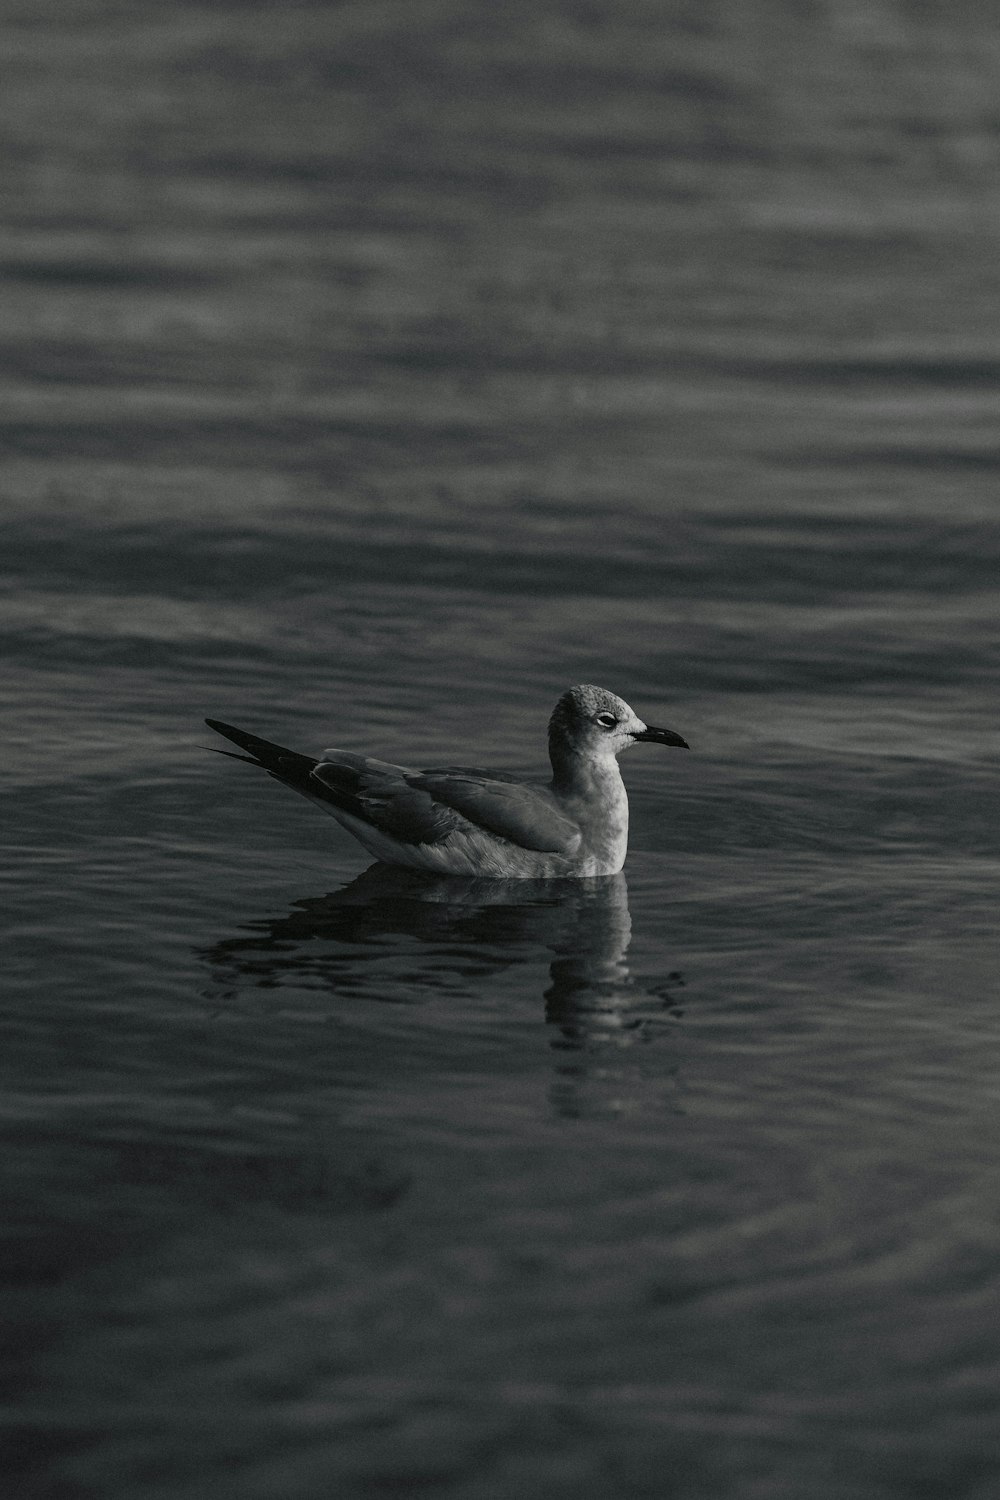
[205,684,688,878]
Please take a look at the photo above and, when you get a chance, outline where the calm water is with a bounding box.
[5,3,1000,1496]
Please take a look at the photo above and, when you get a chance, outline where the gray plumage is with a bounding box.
[206,684,688,877]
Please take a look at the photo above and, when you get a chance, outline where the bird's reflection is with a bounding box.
[203,864,686,1117]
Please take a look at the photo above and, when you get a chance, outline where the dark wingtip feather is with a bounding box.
[204,718,300,763]
[204,745,258,763]
[204,716,338,803]
[205,717,251,745]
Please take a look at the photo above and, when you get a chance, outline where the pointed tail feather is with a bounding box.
[204,718,338,805]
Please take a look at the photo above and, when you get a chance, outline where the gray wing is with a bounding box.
[311,755,581,854]
[310,753,459,844]
[408,770,581,854]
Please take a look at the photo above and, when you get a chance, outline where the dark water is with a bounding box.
[5,3,1000,1496]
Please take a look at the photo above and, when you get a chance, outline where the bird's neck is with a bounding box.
[551,747,629,828]
[550,749,622,797]
[550,750,630,859]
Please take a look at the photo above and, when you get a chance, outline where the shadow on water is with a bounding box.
[202,865,688,1119]
[4,876,687,1308]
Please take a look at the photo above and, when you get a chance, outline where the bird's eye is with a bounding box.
[595,712,618,728]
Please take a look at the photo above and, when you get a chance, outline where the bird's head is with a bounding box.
[548,684,688,766]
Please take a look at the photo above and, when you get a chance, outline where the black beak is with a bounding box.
[632,725,689,749]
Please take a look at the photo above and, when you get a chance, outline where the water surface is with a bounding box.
[5,4,1000,1497]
